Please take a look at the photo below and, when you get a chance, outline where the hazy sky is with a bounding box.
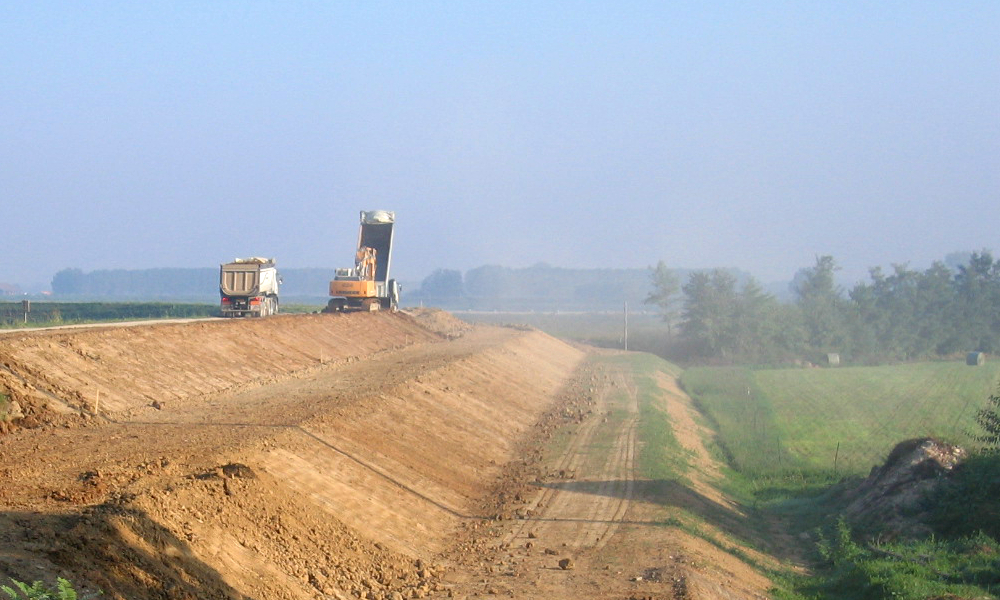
[3,2,998,289]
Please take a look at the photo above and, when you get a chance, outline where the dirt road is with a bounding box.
[0,310,772,599]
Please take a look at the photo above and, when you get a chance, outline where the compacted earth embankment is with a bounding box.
[0,311,587,599]
[2,311,780,600]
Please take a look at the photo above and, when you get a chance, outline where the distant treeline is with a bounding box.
[49,267,340,300]
[649,251,1000,364]
[408,263,751,311]
[49,263,757,311]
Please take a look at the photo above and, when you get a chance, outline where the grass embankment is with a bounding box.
[579,353,688,481]
[681,362,1000,599]
[592,353,780,581]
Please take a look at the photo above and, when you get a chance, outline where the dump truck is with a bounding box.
[325,210,400,312]
[219,258,280,317]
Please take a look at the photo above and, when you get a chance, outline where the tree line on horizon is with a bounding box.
[647,250,1000,364]
[410,263,755,311]
[49,263,708,308]
[49,267,343,299]
[48,263,756,310]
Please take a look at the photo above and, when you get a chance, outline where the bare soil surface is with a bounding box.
[0,309,774,599]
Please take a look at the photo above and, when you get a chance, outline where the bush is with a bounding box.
[797,519,1000,600]
[974,390,1000,448]
[1,578,98,600]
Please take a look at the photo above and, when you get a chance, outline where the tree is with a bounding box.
[418,269,464,299]
[953,250,1000,352]
[732,277,792,360]
[50,268,85,295]
[792,255,851,356]
[644,261,680,334]
[680,270,740,358]
[463,265,510,298]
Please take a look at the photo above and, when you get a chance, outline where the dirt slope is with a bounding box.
[0,311,588,598]
[1,310,774,599]
[0,312,442,423]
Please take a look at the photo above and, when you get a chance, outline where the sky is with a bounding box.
[3,2,998,291]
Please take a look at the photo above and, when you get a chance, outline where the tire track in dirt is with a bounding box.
[576,367,637,550]
[440,357,781,600]
[498,364,638,552]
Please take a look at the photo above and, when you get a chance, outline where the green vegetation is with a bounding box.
[928,451,1000,540]
[679,363,1000,599]
[682,362,1000,486]
[791,520,1000,600]
[0,301,323,329]
[647,251,1000,365]
[613,353,689,482]
[1,578,96,600]
[0,302,218,328]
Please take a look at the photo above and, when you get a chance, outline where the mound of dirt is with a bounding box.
[402,308,472,339]
[843,437,966,538]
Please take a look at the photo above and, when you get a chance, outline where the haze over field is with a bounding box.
[3,2,998,290]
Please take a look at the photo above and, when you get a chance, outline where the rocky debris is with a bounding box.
[6,399,24,419]
[558,558,574,570]
[844,437,966,538]
[221,462,256,479]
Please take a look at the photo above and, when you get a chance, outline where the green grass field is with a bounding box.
[681,361,1000,485]
[679,360,1000,600]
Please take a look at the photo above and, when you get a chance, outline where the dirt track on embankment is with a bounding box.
[0,310,773,600]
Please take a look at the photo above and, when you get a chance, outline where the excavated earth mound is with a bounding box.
[0,312,584,599]
[843,437,967,539]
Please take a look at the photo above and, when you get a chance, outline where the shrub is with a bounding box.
[973,390,1000,448]
[1,578,98,600]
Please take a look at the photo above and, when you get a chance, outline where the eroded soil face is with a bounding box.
[0,310,770,600]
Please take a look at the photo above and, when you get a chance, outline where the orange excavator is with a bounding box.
[325,211,400,312]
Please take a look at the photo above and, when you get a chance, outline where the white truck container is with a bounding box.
[219,258,280,317]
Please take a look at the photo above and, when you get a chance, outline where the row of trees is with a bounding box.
[647,251,1000,364]
[410,263,710,311]
[50,267,341,299]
